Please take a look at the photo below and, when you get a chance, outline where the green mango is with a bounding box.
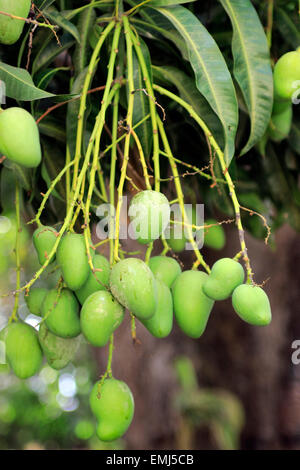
[141,279,173,338]
[268,103,292,142]
[5,322,42,379]
[25,287,48,316]
[172,270,214,338]
[41,288,81,338]
[0,0,31,45]
[75,254,110,304]
[148,256,181,288]
[57,233,90,290]
[38,322,81,370]
[129,190,170,244]
[232,284,272,326]
[0,108,41,168]
[204,218,226,250]
[273,50,300,101]
[168,206,197,253]
[0,326,10,373]
[110,258,157,320]
[203,258,244,301]
[168,208,221,252]
[33,226,57,265]
[80,291,124,347]
[90,378,134,442]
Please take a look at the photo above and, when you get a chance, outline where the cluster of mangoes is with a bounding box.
[0,189,272,441]
[268,49,300,142]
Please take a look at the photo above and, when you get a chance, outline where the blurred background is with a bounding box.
[0,212,299,450]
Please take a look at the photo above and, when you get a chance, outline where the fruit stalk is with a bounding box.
[129,25,160,191]
[154,85,253,281]
[9,181,21,323]
[114,15,135,262]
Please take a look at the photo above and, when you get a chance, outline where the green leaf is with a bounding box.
[274,7,300,49]
[42,142,66,202]
[219,0,273,155]
[32,34,76,75]
[73,7,96,75]
[130,39,153,159]
[152,65,224,150]
[66,68,90,159]
[155,5,238,164]
[44,8,81,43]
[35,67,70,91]
[38,118,66,143]
[0,62,55,101]
[136,8,189,60]
[150,0,197,5]
[3,160,32,191]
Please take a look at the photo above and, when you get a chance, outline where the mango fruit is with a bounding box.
[140,279,173,338]
[25,287,48,316]
[129,190,170,244]
[148,255,181,288]
[0,108,42,168]
[110,258,157,320]
[268,102,292,142]
[203,258,244,301]
[273,50,300,101]
[5,322,42,379]
[0,0,31,45]
[172,270,214,338]
[75,254,110,305]
[80,291,124,347]
[232,284,272,326]
[90,378,134,442]
[57,233,89,290]
[33,226,57,265]
[168,206,197,253]
[41,288,81,338]
[204,219,226,250]
[0,326,10,373]
[38,322,81,370]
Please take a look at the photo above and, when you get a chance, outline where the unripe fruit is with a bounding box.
[75,254,110,305]
[172,271,214,338]
[140,279,173,338]
[0,326,10,373]
[148,256,181,288]
[110,258,157,320]
[232,284,272,326]
[80,291,124,347]
[204,219,226,250]
[168,206,197,253]
[268,103,292,142]
[0,108,41,168]
[273,50,300,101]
[0,0,31,45]
[90,378,134,442]
[129,190,170,244]
[25,287,48,316]
[38,322,81,370]
[5,322,42,379]
[57,233,89,290]
[203,258,244,301]
[33,226,57,265]
[41,288,80,338]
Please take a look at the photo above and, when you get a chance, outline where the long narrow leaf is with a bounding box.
[219,0,273,155]
[155,5,238,164]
